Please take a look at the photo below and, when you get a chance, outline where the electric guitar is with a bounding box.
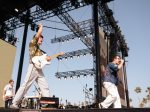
[32,52,64,69]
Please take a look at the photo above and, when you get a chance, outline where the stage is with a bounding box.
[1,108,150,112]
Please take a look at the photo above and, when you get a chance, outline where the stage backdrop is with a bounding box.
[0,39,16,107]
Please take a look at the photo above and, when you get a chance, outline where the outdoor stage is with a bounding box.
[1,108,150,112]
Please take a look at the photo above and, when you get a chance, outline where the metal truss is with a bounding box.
[51,28,93,43]
[50,16,109,44]
[55,69,95,79]
[51,18,96,44]
[4,0,97,31]
[98,2,129,57]
[3,0,128,56]
[52,8,94,51]
[57,48,92,61]
[98,3,114,34]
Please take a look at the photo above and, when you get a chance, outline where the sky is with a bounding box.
[10,0,150,107]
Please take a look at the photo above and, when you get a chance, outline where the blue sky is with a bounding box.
[12,0,150,107]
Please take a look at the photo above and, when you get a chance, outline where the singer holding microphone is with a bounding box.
[99,53,124,108]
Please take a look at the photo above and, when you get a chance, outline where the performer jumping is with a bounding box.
[11,23,63,108]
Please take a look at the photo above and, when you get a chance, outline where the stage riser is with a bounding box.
[1,108,150,112]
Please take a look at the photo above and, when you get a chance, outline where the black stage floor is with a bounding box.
[0,108,150,112]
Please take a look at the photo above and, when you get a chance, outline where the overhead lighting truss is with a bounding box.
[51,18,96,44]
[57,48,93,61]
[98,1,129,57]
[55,68,95,79]
[4,0,100,31]
[52,9,94,51]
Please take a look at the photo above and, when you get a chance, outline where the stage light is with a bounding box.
[70,76,73,79]
[8,37,13,43]
[66,39,69,43]
[58,77,61,80]
[8,36,17,46]
[83,74,87,78]
[83,53,86,56]
[77,75,80,79]
[90,74,94,76]
[71,0,80,8]
[64,76,67,80]
[90,33,93,37]
[70,56,73,59]
[65,57,68,60]
[89,88,92,91]
[14,8,19,12]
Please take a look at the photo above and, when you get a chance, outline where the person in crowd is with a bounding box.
[3,79,15,108]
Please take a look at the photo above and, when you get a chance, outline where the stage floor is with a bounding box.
[0,108,150,112]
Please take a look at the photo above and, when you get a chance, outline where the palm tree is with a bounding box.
[134,87,142,93]
[146,87,150,107]
[129,98,133,107]
[140,98,147,108]
[134,87,142,106]
[147,94,150,100]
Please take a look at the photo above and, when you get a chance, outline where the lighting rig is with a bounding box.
[51,17,104,44]
[0,23,17,46]
[56,48,93,61]
[55,69,95,80]
[4,0,99,31]
[98,1,129,57]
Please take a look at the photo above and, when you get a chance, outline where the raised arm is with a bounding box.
[118,59,124,69]
[35,23,43,39]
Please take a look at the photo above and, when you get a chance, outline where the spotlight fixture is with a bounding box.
[77,75,80,79]
[64,76,67,80]
[70,76,73,79]
[55,69,95,79]
[14,8,19,12]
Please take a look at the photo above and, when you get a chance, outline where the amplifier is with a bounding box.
[40,97,59,109]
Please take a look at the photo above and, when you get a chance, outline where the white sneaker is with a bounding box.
[10,104,18,109]
[99,103,104,108]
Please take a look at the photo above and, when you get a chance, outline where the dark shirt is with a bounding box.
[102,62,119,85]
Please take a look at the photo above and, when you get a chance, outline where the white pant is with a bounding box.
[12,64,50,105]
[101,82,121,108]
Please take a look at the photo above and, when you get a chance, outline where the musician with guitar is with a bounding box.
[3,79,15,108]
[11,23,64,108]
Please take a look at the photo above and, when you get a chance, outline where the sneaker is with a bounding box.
[98,103,104,108]
[10,104,18,109]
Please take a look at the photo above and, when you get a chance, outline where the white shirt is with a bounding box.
[4,84,14,97]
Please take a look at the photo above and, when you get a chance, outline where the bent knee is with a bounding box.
[112,96,117,101]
